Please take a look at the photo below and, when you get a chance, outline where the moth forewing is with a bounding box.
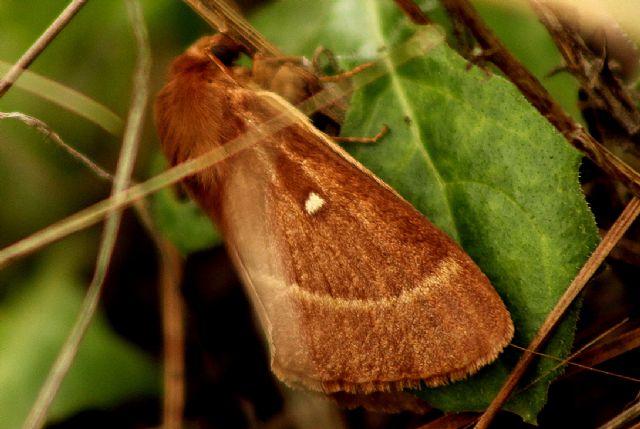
[155,33,514,399]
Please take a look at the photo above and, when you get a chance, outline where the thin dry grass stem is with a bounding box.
[569,326,640,376]
[0,114,186,250]
[159,238,186,429]
[521,318,629,389]
[0,0,88,98]
[0,111,113,181]
[125,197,187,427]
[440,0,640,198]
[508,344,640,386]
[0,145,221,269]
[597,397,640,429]
[0,28,443,269]
[0,112,167,241]
[19,2,151,428]
[182,0,281,56]
[475,196,640,429]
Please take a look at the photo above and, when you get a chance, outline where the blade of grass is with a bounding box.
[0,61,123,135]
[0,0,88,97]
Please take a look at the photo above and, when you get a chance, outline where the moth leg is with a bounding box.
[319,61,377,82]
[254,54,306,65]
[312,46,377,83]
[333,125,389,144]
[251,53,309,84]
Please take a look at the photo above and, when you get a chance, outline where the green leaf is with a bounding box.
[149,154,222,255]
[0,244,159,428]
[252,0,598,423]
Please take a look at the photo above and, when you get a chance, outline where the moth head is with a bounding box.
[206,33,248,66]
[179,34,246,65]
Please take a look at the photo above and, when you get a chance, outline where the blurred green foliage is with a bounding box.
[0,237,158,429]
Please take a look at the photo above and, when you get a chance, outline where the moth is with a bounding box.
[155,33,514,403]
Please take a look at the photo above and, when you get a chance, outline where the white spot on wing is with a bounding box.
[305,192,325,215]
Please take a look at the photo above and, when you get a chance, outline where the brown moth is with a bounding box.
[155,34,514,399]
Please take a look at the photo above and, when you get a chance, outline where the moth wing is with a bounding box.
[215,90,513,394]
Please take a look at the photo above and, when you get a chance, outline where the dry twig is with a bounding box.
[0,111,113,181]
[19,1,151,428]
[0,0,88,97]
[440,0,640,198]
